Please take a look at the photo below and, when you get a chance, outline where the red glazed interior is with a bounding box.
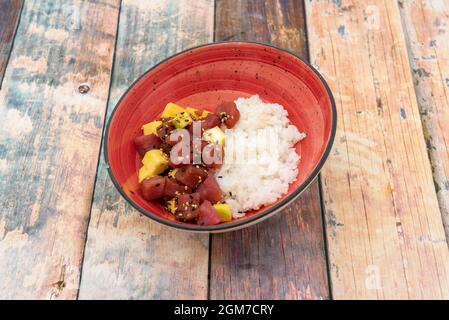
[106,42,336,231]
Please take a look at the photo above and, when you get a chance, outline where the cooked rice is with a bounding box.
[215,95,305,217]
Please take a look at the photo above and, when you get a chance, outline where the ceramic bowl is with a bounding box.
[105,41,336,232]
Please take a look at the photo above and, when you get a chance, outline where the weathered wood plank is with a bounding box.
[78,0,214,300]
[399,0,449,240]
[0,0,119,299]
[0,0,23,88]
[210,0,330,300]
[306,0,449,299]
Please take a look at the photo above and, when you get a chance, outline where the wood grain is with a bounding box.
[399,0,449,239]
[0,0,23,88]
[306,0,449,299]
[210,0,330,300]
[0,0,119,299]
[78,0,214,300]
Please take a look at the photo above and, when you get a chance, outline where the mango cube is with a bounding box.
[201,110,211,118]
[161,103,185,118]
[173,111,192,129]
[186,107,204,121]
[203,126,225,146]
[186,107,201,120]
[213,203,232,222]
[186,107,209,120]
[138,166,153,183]
[142,120,162,135]
[141,149,169,177]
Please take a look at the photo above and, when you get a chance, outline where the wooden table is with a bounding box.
[0,0,448,300]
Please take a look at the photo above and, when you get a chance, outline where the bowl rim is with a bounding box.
[104,41,337,232]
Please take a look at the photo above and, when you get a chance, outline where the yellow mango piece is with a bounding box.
[161,102,185,118]
[173,111,192,129]
[186,107,200,118]
[138,166,153,183]
[201,110,210,118]
[166,199,177,214]
[213,203,232,222]
[203,126,225,146]
[142,120,162,135]
[186,107,210,120]
[141,149,169,177]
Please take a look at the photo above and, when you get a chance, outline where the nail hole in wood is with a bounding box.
[78,83,90,94]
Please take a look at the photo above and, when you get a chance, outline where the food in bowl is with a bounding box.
[134,95,305,226]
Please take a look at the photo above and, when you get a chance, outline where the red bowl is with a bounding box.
[105,42,336,232]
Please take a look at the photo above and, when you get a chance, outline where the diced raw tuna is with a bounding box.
[163,177,191,198]
[160,142,172,155]
[134,134,161,157]
[174,193,200,221]
[175,165,208,188]
[202,142,223,169]
[197,200,221,226]
[216,101,240,128]
[168,142,191,168]
[156,119,176,144]
[201,113,221,130]
[197,175,224,203]
[140,176,166,200]
[167,128,191,146]
[189,139,205,163]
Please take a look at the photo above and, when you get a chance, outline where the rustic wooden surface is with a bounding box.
[210,0,329,300]
[399,0,449,239]
[306,0,449,299]
[78,0,214,300]
[1,0,449,300]
[0,0,119,299]
[0,0,23,88]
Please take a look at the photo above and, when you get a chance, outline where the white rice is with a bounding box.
[215,95,306,217]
